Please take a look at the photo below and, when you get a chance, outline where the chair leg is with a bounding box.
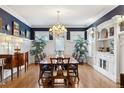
[38,71,44,86]
[38,76,41,86]
[73,69,79,84]
[77,76,80,83]
[76,69,80,83]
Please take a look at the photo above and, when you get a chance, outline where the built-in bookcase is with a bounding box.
[87,15,123,83]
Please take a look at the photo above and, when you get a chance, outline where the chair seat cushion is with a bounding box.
[42,65,51,71]
[69,64,77,70]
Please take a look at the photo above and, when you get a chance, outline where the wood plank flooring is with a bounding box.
[0,64,120,88]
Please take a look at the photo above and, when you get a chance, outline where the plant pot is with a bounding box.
[35,55,40,64]
[78,56,84,64]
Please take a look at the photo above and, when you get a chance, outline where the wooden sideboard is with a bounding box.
[0,52,29,81]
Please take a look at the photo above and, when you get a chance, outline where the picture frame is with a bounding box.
[109,27,114,36]
[12,21,20,36]
[101,28,108,38]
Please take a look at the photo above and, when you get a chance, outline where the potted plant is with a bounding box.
[74,35,88,63]
[30,36,47,64]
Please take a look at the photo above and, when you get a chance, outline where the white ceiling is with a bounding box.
[2,5,118,28]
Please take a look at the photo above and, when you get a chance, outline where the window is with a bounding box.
[35,31,49,41]
[70,31,85,42]
[55,37,64,51]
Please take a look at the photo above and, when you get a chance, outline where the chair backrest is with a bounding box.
[50,57,70,76]
[50,57,70,69]
[50,57,70,64]
[63,57,70,64]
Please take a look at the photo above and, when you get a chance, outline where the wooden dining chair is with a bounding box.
[50,57,70,88]
[67,59,79,84]
[38,63,52,87]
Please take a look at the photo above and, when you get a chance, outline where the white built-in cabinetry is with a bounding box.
[87,15,123,83]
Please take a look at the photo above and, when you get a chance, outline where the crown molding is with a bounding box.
[0,5,31,27]
[87,5,118,27]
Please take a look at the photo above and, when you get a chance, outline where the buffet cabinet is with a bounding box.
[0,52,29,81]
[94,52,116,81]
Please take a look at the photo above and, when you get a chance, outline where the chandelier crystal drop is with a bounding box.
[49,11,67,37]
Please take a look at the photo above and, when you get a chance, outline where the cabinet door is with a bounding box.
[103,60,107,70]
[99,59,102,68]
[109,61,115,75]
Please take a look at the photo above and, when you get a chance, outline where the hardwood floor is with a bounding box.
[0,64,120,88]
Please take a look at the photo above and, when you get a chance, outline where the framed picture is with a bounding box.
[0,17,2,31]
[12,21,20,36]
[109,27,114,36]
[101,28,108,38]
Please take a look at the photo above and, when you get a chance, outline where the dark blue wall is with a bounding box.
[87,5,124,29]
[2,5,123,40]
[0,8,31,38]
[30,27,87,40]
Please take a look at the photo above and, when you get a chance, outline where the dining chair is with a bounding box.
[38,62,52,87]
[50,57,70,88]
[67,59,80,84]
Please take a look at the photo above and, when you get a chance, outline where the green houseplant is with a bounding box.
[30,36,47,63]
[74,35,88,63]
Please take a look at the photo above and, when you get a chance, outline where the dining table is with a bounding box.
[38,55,79,87]
[39,55,79,65]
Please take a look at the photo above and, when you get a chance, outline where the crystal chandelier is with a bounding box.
[49,11,67,37]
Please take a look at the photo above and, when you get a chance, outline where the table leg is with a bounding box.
[11,68,13,81]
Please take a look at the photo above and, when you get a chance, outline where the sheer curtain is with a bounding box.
[55,37,64,56]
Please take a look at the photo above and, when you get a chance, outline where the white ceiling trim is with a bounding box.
[0,5,31,27]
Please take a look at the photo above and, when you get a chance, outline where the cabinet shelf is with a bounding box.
[97,37,114,41]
